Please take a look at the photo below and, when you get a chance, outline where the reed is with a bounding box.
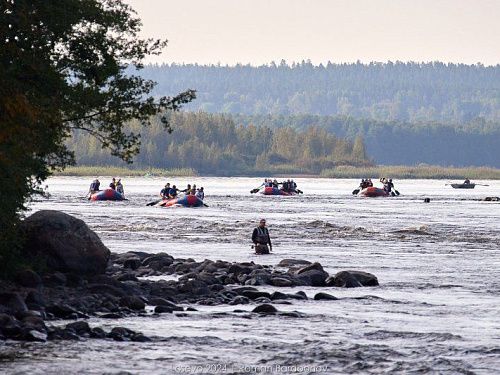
[320,165,500,179]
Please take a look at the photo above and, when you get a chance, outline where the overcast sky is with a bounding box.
[126,0,500,66]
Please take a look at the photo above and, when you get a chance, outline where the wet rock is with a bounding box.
[119,296,145,311]
[154,305,173,314]
[25,291,46,309]
[90,327,107,338]
[277,259,311,267]
[292,291,308,300]
[15,269,42,288]
[0,292,28,315]
[269,277,294,287]
[46,304,86,319]
[116,273,139,282]
[270,291,290,300]
[314,292,338,301]
[43,272,67,287]
[254,297,272,304]
[131,333,151,342]
[252,304,278,314]
[484,196,500,201]
[186,307,198,312]
[65,321,91,335]
[87,283,126,297]
[142,254,174,271]
[228,296,250,305]
[21,315,46,332]
[238,290,271,300]
[23,329,47,342]
[295,269,328,286]
[148,298,183,311]
[326,270,379,288]
[123,257,142,270]
[20,210,110,275]
[100,313,122,319]
[0,313,22,338]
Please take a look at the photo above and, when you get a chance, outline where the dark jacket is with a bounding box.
[252,226,272,246]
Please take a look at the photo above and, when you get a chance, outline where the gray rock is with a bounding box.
[270,277,294,287]
[119,296,145,311]
[15,269,42,288]
[277,259,312,267]
[314,292,338,301]
[326,270,379,288]
[154,305,173,313]
[252,304,278,314]
[65,321,91,335]
[0,292,28,315]
[20,210,110,275]
[123,257,142,270]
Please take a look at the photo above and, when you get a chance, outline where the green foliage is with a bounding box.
[66,112,372,175]
[56,166,196,177]
[0,0,194,275]
[140,61,500,123]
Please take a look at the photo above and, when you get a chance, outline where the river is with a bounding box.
[2,177,500,374]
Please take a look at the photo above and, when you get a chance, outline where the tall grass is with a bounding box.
[54,165,197,177]
[320,165,500,179]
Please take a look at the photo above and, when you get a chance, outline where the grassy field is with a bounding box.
[320,165,500,179]
[54,166,197,177]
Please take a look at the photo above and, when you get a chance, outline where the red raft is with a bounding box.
[90,189,125,201]
[359,187,389,197]
[261,187,297,196]
[156,195,204,207]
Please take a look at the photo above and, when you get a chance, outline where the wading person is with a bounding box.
[252,219,272,254]
[116,179,125,197]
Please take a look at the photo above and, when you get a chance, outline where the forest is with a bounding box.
[68,112,370,175]
[139,61,500,123]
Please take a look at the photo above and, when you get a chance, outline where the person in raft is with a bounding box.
[195,187,205,200]
[89,178,100,194]
[116,179,124,197]
[109,178,116,190]
[252,219,272,254]
[168,185,179,199]
[464,178,471,184]
[160,183,171,199]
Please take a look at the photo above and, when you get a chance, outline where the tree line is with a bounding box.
[138,61,500,123]
[68,112,371,175]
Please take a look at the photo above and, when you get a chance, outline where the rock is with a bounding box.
[87,284,126,297]
[326,270,379,288]
[109,326,137,341]
[292,291,308,300]
[119,296,145,311]
[20,210,110,275]
[269,277,294,287]
[21,315,46,332]
[23,329,47,342]
[143,254,174,271]
[484,196,500,201]
[252,304,278,314]
[131,333,151,342]
[314,292,338,301]
[154,305,173,314]
[116,273,139,282]
[296,262,325,274]
[0,313,22,338]
[0,292,28,315]
[25,291,45,307]
[295,269,329,286]
[228,296,250,305]
[277,259,311,267]
[148,298,183,311]
[15,269,42,288]
[123,257,142,270]
[238,290,271,300]
[65,321,91,335]
[270,291,289,300]
[90,327,107,338]
[43,272,67,286]
[46,304,86,319]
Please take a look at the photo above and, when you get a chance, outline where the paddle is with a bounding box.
[146,199,162,206]
[203,203,209,207]
[296,189,303,194]
[352,188,360,195]
[394,190,400,196]
[250,187,261,194]
[475,184,489,187]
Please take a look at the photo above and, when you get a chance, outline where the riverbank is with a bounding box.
[53,164,500,179]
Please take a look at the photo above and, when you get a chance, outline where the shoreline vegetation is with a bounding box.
[54,165,500,179]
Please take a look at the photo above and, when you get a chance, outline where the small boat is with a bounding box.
[451,183,475,189]
[156,195,204,207]
[261,186,298,196]
[359,187,390,197]
[90,189,125,201]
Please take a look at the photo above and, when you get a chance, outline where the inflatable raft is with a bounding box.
[261,187,297,196]
[90,189,125,201]
[157,195,204,207]
[359,187,389,197]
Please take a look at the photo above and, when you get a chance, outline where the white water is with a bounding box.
[2,177,500,374]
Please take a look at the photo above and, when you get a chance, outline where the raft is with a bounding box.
[359,187,389,197]
[261,187,297,196]
[451,183,475,189]
[90,189,125,201]
[157,195,204,207]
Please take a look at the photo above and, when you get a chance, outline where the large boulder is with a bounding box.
[326,270,379,288]
[20,210,110,275]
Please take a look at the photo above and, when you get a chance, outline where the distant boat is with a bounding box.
[450,183,475,189]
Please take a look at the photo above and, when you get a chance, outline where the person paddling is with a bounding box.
[89,178,100,194]
[116,179,124,197]
[252,219,272,254]
[160,183,171,199]
[109,177,116,190]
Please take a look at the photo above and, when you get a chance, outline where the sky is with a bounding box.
[126,0,500,66]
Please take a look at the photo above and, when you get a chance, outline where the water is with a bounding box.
[2,177,500,374]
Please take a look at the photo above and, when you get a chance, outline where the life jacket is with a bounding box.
[256,227,269,244]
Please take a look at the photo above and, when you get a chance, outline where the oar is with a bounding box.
[250,188,261,194]
[146,199,162,206]
[296,189,303,194]
[475,184,489,186]
[352,188,360,195]
[394,190,400,196]
[203,203,209,207]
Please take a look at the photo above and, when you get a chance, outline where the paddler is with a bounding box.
[160,183,171,199]
[252,219,272,255]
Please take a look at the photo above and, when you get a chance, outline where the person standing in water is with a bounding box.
[252,219,272,254]
[116,179,125,197]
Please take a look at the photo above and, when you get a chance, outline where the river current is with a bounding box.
[2,177,500,374]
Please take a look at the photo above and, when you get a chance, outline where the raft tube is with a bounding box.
[261,187,297,196]
[157,195,204,207]
[359,187,389,197]
[90,189,125,201]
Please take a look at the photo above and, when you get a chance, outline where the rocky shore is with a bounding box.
[0,210,378,343]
